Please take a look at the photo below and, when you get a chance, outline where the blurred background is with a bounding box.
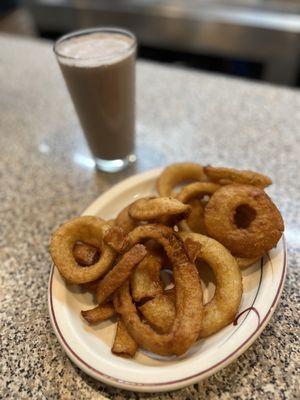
[2,0,300,86]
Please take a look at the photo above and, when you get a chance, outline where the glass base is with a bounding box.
[95,154,136,173]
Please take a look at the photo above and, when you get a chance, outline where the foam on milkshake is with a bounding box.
[56,33,135,67]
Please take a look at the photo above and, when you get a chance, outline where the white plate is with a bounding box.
[48,168,287,392]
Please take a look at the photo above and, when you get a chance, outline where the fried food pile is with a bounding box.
[50,163,284,358]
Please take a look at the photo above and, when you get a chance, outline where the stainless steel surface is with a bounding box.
[25,0,300,85]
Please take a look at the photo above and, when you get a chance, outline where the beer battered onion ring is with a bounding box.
[180,232,242,338]
[184,199,206,234]
[73,242,100,266]
[177,182,220,234]
[156,162,206,196]
[139,293,175,334]
[129,197,191,221]
[204,184,284,258]
[204,165,272,188]
[236,256,261,269]
[176,182,221,203]
[113,224,203,356]
[50,216,115,284]
[114,204,139,234]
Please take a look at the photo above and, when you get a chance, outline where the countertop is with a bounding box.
[0,34,299,399]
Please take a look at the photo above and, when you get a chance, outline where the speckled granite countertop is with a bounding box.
[0,34,299,399]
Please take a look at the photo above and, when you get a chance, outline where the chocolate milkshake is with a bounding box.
[54,28,136,172]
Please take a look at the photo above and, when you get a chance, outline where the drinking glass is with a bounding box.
[54,27,137,172]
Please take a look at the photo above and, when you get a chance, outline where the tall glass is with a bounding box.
[54,28,136,172]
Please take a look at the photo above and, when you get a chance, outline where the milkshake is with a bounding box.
[54,28,136,172]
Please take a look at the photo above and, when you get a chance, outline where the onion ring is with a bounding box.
[139,293,175,334]
[129,197,191,221]
[96,244,147,305]
[113,224,203,356]
[73,242,100,266]
[176,182,220,234]
[178,199,206,234]
[50,216,115,284]
[112,320,138,358]
[156,162,206,196]
[104,226,127,253]
[115,204,139,234]
[130,252,163,301]
[235,256,261,269]
[187,199,205,233]
[81,303,115,324]
[180,232,242,338]
[204,165,272,188]
[176,182,221,203]
[81,279,101,292]
[204,184,284,258]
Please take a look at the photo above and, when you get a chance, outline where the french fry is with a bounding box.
[81,303,116,324]
[112,320,138,357]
